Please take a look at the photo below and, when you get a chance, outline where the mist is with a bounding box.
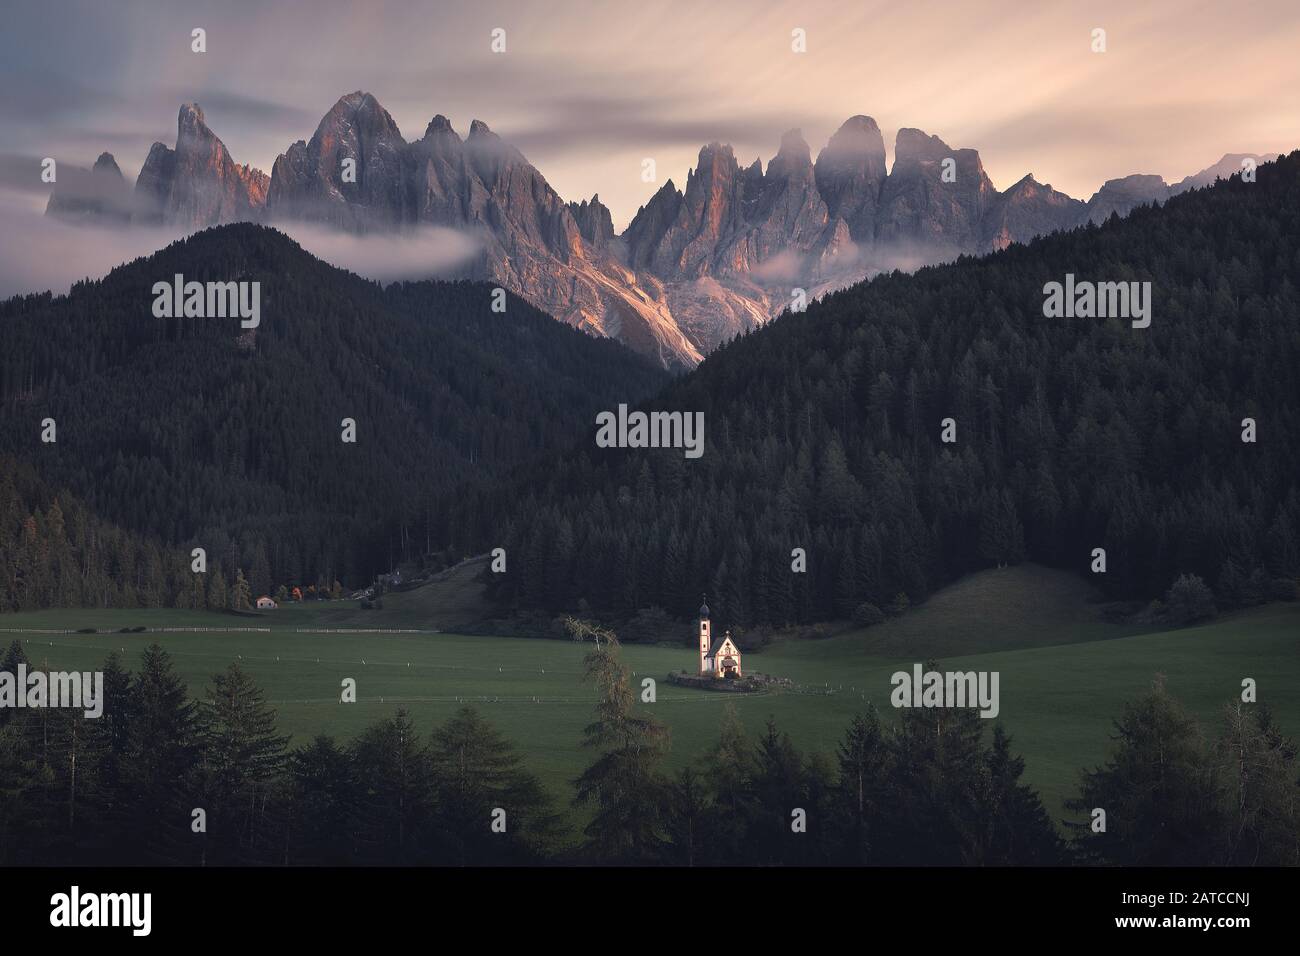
[0,189,481,300]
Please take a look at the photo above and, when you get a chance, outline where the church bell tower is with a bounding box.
[699,596,711,675]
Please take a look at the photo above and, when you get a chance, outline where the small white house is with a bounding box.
[256,595,278,610]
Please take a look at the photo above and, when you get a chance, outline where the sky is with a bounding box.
[2,0,1299,236]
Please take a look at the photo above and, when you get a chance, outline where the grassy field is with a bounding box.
[3,565,1297,827]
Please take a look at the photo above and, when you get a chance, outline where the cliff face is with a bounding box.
[266,92,413,230]
[814,115,889,245]
[135,104,268,226]
[980,174,1086,251]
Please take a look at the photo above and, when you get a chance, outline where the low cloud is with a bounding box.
[0,189,482,300]
[279,222,480,281]
[0,191,181,299]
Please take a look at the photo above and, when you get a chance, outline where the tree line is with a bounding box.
[1,627,1294,866]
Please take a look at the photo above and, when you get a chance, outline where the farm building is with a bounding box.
[256,595,278,609]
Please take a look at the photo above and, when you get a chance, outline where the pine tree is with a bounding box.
[749,717,813,864]
[285,735,356,865]
[123,644,201,863]
[664,766,711,866]
[1066,675,1221,865]
[231,568,252,611]
[79,652,132,861]
[348,709,431,864]
[978,724,1065,864]
[834,708,887,863]
[0,718,43,864]
[703,701,753,861]
[196,662,289,863]
[1213,702,1300,865]
[428,706,562,864]
[0,640,29,728]
[568,618,670,862]
[207,566,228,612]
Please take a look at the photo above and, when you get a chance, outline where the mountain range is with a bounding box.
[46,92,1277,369]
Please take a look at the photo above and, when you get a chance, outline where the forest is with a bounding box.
[0,225,666,610]
[455,151,1300,627]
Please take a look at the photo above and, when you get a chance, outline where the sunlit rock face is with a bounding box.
[135,104,268,227]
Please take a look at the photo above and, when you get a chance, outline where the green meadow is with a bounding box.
[4,565,1297,826]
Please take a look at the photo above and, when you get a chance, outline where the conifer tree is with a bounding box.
[123,644,201,863]
[428,706,562,864]
[703,701,753,861]
[834,707,887,863]
[1066,675,1221,865]
[207,566,228,612]
[196,662,289,863]
[664,766,711,866]
[568,618,670,862]
[231,568,252,611]
[285,735,356,865]
[1212,702,1300,865]
[348,709,431,864]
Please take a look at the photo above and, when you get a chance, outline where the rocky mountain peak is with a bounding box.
[894,128,954,164]
[424,114,455,137]
[1007,173,1041,193]
[93,152,123,177]
[131,102,267,227]
[46,151,131,221]
[828,115,882,147]
[771,129,813,172]
[1082,174,1170,224]
[814,115,887,242]
[1171,153,1280,193]
[468,119,496,142]
[321,91,403,138]
[981,173,1084,251]
[876,128,996,250]
[569,193,616,247]
[177,102,206,129]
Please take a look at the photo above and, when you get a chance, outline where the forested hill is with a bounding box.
[0,225,667,608]
[459,150,1300,627]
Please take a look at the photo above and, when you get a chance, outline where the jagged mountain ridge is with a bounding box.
[46,93,1276,369]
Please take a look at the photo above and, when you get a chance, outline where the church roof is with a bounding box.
[709,632,737,656]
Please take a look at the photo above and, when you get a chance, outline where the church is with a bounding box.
[697,598,742,679]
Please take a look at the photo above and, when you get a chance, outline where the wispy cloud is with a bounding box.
[1,0,1298,232]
